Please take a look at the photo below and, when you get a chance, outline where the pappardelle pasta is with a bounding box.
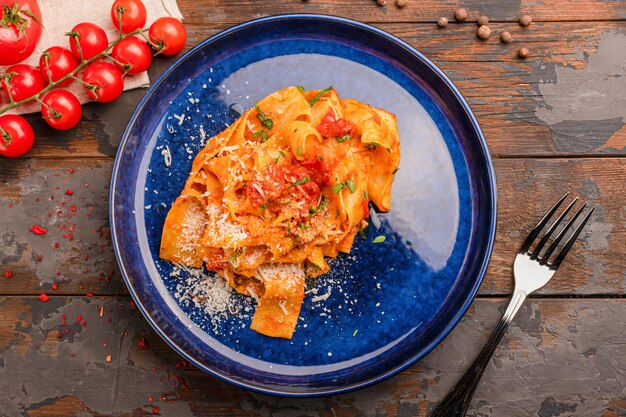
[160,86,400,339]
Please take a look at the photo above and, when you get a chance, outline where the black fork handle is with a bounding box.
[430,290,527,417]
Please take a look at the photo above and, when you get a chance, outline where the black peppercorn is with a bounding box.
[519,14,532,27]
[517,46,530,58]
[454,8,468,22]
[477,15,489,26]
[477,25,491,40]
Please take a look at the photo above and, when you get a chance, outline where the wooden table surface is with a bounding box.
[2,1,626,416]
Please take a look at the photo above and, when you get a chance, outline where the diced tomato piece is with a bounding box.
[301,156,331,186]
[316,109,355,138]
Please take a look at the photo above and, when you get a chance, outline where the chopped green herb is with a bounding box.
[352,329,358,337]
[299,222,311,230]
[365,142,380,150]
[253,130,269,142]
[297,146,303,155]
[346,179,356,193]
[391,168,399,175]
[260,202,267,210]
[318,196,328,212]
[317,155,323,161]
[363,190,368,199]
[296,85,305,92]
[255,105,274,129]
[359,227,367,239]
[292,176,310,187]
[309,86,333,107]
[309,206,317,215]
[332,182,347,194]
[336,134,351,143]
[373,235,386,244]
[279,150,286,157]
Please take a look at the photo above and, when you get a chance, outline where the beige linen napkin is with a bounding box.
[0,0,182,114]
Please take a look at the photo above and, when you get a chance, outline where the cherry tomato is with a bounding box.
[111,36,151,75]
[1,64,46,102]
[0,0,43,65]
[111,0,146,34]
[68,22,108,60]
[149,17,186,56]
[82,62,124,103]
[0,114,34,157]
[39,46,79,87]
[40,90,82,131]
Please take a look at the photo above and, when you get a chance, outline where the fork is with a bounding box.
[430,192,594,417]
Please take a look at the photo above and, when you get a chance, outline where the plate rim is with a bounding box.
[109,13,498,397]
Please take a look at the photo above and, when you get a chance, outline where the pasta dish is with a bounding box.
[160,86,400,339]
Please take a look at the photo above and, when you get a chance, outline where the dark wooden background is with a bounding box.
[1,0,626,416]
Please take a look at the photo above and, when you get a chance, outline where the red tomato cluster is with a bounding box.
[0,0,187,157]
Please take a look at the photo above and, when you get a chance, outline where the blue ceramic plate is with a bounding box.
[110,14,496,396]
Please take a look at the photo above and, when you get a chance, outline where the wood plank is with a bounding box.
[15,21,626,159]
[177,0,626,24]
[1,157,624,295]
[1,296,624,416]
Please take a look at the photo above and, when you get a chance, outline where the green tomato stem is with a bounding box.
[0,28,146,116]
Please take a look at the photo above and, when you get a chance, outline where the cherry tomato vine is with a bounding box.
[0,0,186,157]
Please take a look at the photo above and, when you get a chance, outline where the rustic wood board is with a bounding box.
[1,0,625,415]
[1,297,624,416]
[2,157,623,296]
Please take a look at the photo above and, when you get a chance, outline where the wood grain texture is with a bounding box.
[1,157,624,296]
[1,296,624,416]
[180,0,626,24]
[1,1,625,415]
[12,21,626,160]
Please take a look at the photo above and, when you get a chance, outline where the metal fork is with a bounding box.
[430,192,595,417]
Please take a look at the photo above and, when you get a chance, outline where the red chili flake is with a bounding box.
[81,321,87,327]
[137,337,149,350]
[54,242,59,249]
[70,205,76,212]
[70,353,75,357]
[69,169,75,173]
[38,293,50,302]
[61,314,67,325]
[148,396,153,402]
[4,271,12,279]
[30,225,47,236]
[54,173,60,177]
[52,283,58,290]
[107,317,112,323]
[76,315,82,322]
[152,406,159,415]
[61,201,66,206]
[86,293,93,297]
[50,195,55,200]
[56,332,62,340]
[69,225,74,233]
[8,203,13,208]
[37,255,43,263]
[65,329,69,333]
[84,255,89,261]
[65,189,73,196]
[35,198,40,202]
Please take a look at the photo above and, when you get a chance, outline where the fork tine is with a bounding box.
[550,207,595,269]
[529,197,579,259]
[519,192,569,254]
[539,202,587,264]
